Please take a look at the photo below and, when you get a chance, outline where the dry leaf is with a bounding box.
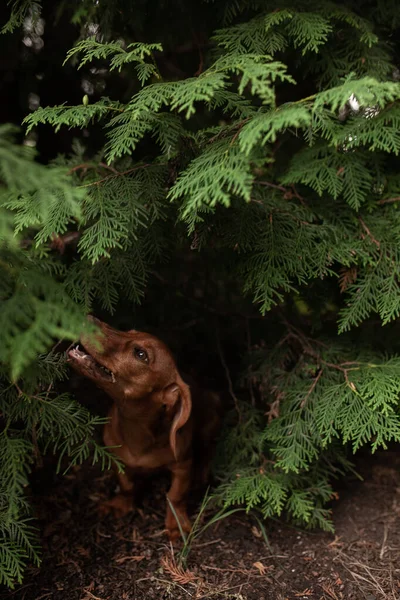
[251,525,262,538]
[327,536,342,547]
[253,561,268,575]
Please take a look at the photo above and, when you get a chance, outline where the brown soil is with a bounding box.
[3,449,400,600]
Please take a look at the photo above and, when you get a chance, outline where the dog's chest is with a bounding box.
[104,406,174,469]
[126,442,173,469]
[109,427,173,469]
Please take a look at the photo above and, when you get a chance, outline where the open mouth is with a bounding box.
[68,345,115,383]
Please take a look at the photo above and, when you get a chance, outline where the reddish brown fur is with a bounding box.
[68,317,221,540]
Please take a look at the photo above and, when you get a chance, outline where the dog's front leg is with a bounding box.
[99,469,135,518]
[166,459,192,541]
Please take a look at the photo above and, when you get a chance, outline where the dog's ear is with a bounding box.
[163,376,192,461]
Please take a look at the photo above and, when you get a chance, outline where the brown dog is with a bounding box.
[68,317,221,540]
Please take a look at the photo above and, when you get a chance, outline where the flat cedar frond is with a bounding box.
[0,266,88,379]
[338,267,357,293]
[239,104,312,154]
[213,11,293,55]
[1,0,41,34]
[287,12,332,54]
[212,53,295,103]
[169,136,255,222]
[281,144,374,208]
[334,104,400,155]
[127,73,227,120]
[313,76,400,113]
[23,99,120,134]
[64,38,162,81]
[78,176,148,263]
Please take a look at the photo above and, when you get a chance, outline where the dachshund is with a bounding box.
[68,317,221,540]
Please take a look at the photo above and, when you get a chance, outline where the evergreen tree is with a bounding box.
[2,0,400,588]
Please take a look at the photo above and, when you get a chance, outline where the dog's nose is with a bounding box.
[87,314,101,325]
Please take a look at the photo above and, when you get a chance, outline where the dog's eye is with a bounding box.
[134,347,149,363]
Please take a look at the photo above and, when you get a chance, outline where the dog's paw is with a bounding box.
[166,512,191,542]
[98,494,134,518]
[166,527,182,543]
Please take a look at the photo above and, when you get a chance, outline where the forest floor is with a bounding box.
[4,448,400,600]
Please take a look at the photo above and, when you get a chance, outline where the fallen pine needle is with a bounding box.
[161,554,199,585]
[115,555,145,564]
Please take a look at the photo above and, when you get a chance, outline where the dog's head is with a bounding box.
[68,317,192,459]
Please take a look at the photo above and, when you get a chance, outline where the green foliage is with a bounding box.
[3,0,400,589]
[77,176,147,263]
[0,125,84,236]
[0,351,122,587]
[238,104,312,153]
[64,38,162,83]
[0,127,88,379]
[1,0,40,34]
[213,403,341,531]
[214,334,400,530]
[0,129,122,587]
[23,99,121,134]
[170,137,257,219]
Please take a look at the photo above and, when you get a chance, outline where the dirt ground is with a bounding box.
[3,448,400,600]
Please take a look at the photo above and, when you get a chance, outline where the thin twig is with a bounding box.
[377,195,400,205]
[51,338,66,353]
[99,162,120,174]
[7,584,33,597]
[202,565,255,576]
[320,584,340,600]
[197,583,252,599]
[31,421,43,468]
[290,184,307,207]
[358,217,381,248]
[78,163,154,188]
[68,162,128,177]
[380,523,389,560]
[193,31,204,76]
[67,163,92,174]
[279,317,364,393]
[208,118,250,144]
[255,180,288,193]
[33,593,53,600]
[300,368,323,408]
[136,577,193,596]
[254,181,307,206]
[192,538,221,549]
[335,550,387,597]
[215,324,242,421]
[82,590,106,600]
[245,317,256,407]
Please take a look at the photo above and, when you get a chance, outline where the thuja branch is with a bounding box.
[77,163,155,188]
